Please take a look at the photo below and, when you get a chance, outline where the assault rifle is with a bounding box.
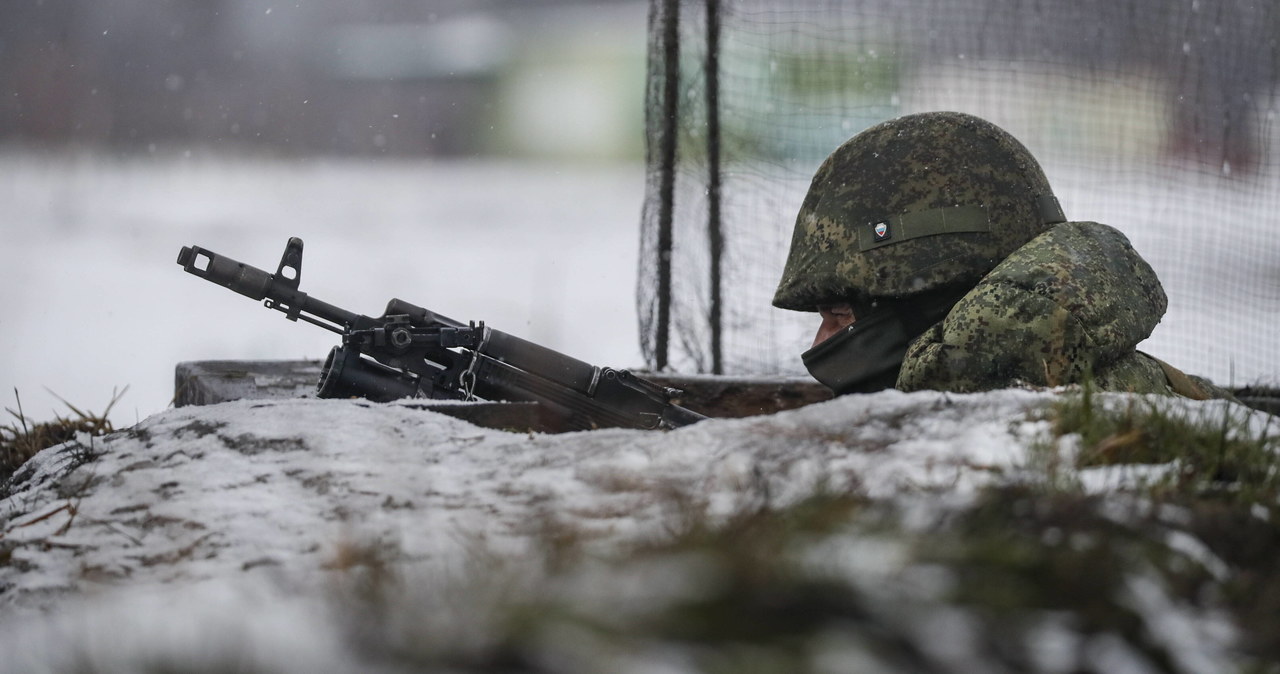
[176,238,706,431]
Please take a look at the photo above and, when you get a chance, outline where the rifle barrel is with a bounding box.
[177,245,361,329]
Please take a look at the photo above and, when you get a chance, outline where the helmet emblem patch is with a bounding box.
[873,221,891,241]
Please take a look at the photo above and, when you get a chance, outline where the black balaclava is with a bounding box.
[801,285,969,395]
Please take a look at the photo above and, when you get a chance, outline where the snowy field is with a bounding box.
[1,152,647,426]
[3,149,1278,430]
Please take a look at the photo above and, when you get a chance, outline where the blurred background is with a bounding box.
[0,0,647,159]
[1,0,651,424]
[3,0,1279,426]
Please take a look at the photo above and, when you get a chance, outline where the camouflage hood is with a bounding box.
[774,112,1063,311]
[897,221,1169,392]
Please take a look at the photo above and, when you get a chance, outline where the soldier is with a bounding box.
[773,111,1226,399]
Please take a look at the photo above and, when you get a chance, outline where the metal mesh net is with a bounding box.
[639,0,1280,387]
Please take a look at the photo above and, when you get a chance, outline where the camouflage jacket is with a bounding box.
[897,221,1222,398]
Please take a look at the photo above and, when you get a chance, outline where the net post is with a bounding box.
[705,0,724,375]
[653,0,681,372]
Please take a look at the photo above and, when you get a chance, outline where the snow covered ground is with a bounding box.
[2,389,1271,672]
[0,391,1046,616]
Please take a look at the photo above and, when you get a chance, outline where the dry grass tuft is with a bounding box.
[1,388,125,484]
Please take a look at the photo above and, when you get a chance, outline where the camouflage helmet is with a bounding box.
[773,111,1066,311]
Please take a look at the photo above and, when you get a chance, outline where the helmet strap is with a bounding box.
[1036,195,1066,224]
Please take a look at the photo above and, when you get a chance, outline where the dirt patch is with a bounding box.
[225,434,308,456]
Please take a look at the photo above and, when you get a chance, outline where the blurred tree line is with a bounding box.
[6,0,1274,166]
[0,0,641,157]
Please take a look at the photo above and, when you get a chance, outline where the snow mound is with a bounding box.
[1,390,1271,672]
[1,391,1045,609]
